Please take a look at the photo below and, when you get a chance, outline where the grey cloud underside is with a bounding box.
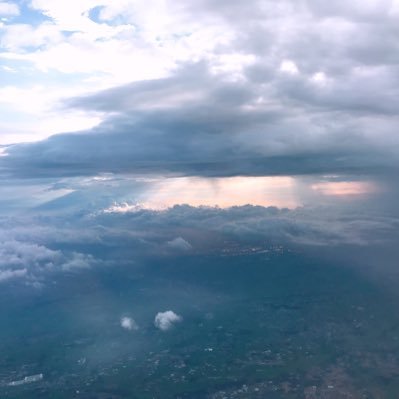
[2,0,399,178]
[2,72,396,178]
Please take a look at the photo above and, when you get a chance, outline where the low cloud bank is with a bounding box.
[0,199,398,288]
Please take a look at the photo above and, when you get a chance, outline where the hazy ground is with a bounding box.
[1,244,398,399]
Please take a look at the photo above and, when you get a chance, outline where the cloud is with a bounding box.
[0,238,95,282]
[0,240,62,270]
[0,268,27,282]
[2,62,397,179]
[96,202,399,247]
[0,0,397,303]
[61,252,94,271]
[0,170,397,268]
[0,2,19,17]
[120,316,139,331]
[167,237,192,251]
[0,23,62,51]
[1,1,399,177]
[154,310,183,331]
[0,190,397,289]
[9,0,235,76]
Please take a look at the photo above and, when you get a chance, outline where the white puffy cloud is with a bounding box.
[0,23,63,50]
[0,240,39,283]
[0,238,94,282]
[279,60,299,75]
[0,240,61,270]
[0,2,19,16]
[3,0,234,82]
[120,316,139,331]
[154,310,183,331]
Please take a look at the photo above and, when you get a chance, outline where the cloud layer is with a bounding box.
[0,2,398,282]
[0,1,399,179]
[2,60,398,179]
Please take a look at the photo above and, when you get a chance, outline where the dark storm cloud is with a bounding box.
[1,0,399,179]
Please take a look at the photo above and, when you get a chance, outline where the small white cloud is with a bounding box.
[166,237,192,251]
[279,60,299,75]
[154,310,183,331]
[104,202,145,213]
[0,239,95,281]
[310,71,329,86]
[0,2,19,16]
[120,316,139,331]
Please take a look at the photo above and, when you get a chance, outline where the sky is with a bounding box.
[0,1,399,286]
[0,1,398,170]
[2,6,399,398]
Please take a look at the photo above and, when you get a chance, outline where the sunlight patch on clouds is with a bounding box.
[310,72,330,87]
[102,177,300,211]
[279,60,299,75]
[210,53,256,80]
[104,203,143,213]
[0,85,104,143]
[0,128,46,145]
[37,112,103,137]
[311,181,377,197]
[145,176,299,209]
